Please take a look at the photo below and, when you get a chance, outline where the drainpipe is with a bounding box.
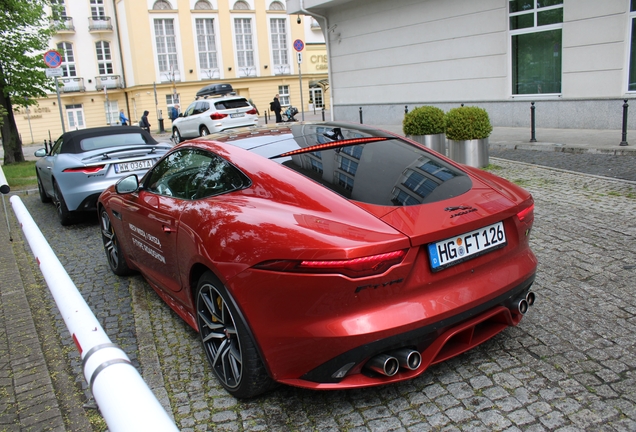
[112,0,131,120]
[299,0,334,121]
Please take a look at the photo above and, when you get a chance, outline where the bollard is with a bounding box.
[359,107,363,124]
[530,102,537,142]
[405,105,408,114]
[265,110,268,124]
[44,139,48,153]
[322,106,325,121]
[620,100,629,146]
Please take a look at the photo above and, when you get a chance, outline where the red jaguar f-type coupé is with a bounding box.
[98,122,537,398]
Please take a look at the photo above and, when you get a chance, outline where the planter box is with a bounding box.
[447,138,489,168]
[409,133,446,155]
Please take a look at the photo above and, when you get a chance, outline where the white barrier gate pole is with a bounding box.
[10,195,178,432]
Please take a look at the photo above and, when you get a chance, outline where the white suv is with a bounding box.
[172,86,258,142]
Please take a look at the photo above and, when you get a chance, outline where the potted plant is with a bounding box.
[402,106,446,154]
[444,106,493,168]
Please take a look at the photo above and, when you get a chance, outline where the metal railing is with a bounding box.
[9,195,178,432]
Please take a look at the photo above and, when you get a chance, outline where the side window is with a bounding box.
[51,137,64,155]
[144,148,250,199]
[184,103,196,117]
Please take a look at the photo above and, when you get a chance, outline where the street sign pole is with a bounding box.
[55,77,66,133]
[293,40,305,121]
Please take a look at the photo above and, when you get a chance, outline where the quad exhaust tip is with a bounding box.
[516,291,536,315]
[365,348,421,376]
[365,353,400,376]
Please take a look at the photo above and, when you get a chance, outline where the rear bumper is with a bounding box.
[285,273,535,389]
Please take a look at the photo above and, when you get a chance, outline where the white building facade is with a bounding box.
[288,0,636,129]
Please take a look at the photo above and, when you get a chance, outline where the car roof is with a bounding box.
[189,122,471,207]
[60,126,158,154]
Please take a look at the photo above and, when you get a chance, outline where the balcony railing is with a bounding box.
[88,16,113,32]
[95,75,123,90]
[52,16,75,33]
[59,77,85,93]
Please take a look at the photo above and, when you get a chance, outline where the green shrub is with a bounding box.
[444,106,493,140]
[402,106,445,136]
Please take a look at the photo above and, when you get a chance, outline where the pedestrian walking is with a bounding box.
[119,109,129,126]
[271,94,282,123]
[140,110,151,133]
[169,104,180,122]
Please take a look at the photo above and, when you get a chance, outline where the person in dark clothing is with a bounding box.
[271,94,282,123]
[140,110,151,133]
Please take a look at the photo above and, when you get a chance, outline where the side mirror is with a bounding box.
[115,174,139,194]
[34,148,47,157]
[178,113,184,118]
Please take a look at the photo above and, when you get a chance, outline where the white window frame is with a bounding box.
[269,17,290,75]
[233,16,256,77]
[90,0,106,19]
[278,85,290,106]
[57,41,76,77]
[195,17,220,79]
[95,40,113,75]
[152,16,181,83]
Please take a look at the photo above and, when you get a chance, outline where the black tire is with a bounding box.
[195,272,274,398]
[53,181,72,226]
[37,174,51,203]
[200,125,210,137]
[172,128,182,143]
[100,208,133,276]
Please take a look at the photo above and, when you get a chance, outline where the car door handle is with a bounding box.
[163,225,176,233]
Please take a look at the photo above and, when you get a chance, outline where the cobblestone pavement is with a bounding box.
[2,155,636,431]
[490,149,636,182]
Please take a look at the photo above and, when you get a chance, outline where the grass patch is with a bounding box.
[1,160,37,188]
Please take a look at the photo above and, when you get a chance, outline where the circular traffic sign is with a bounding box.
[44,50,62,68]
[293,39,304,52]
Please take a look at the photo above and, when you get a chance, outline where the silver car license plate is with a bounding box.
[230,113,245,118]
[114,159,154,174]
[428,221,507,271]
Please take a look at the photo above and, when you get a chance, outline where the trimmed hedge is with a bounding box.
[444,106,493,140]
[402,106,445,136]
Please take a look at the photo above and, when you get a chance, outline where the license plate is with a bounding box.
[114,159,154,174]
[428,221,507,271]
[230,113,245,118]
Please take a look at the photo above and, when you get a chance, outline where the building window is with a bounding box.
[233,1,250,10]
[194,0,212,9]
[509,0,563,95]
[153,0,172,10]
[57,42,76,77]
[235,18,254,75]
[629,1,636,91]
[278,85,290,106]
[51,0,67,19]
[104,101,118,125]
[154,19,179,79]
[95,41,113,75]
[269,1,284,11]
[90,0,106,19]
[196,18,218,74]
[270,18,289,74]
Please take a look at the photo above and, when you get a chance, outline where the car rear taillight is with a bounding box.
[210,113,228,120]
[254,249,407,278]
[63,165,105,174]
[246,108,258,115]
[516,203,534,222]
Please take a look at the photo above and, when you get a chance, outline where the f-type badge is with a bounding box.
[445,205,478,218]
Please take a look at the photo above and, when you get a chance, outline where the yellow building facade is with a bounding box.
[15,0,328,145]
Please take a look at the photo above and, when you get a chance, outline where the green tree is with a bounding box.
[0,0,57,164]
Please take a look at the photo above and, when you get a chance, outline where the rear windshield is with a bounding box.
[80,132,152,151]
[215,99,250,110]
[222,124,471,207]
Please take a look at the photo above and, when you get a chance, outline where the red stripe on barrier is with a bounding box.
[72,333,83,354]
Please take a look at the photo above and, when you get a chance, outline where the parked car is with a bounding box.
[98,122,537,398]
[172,84,258,142]
[35,126,171,225]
